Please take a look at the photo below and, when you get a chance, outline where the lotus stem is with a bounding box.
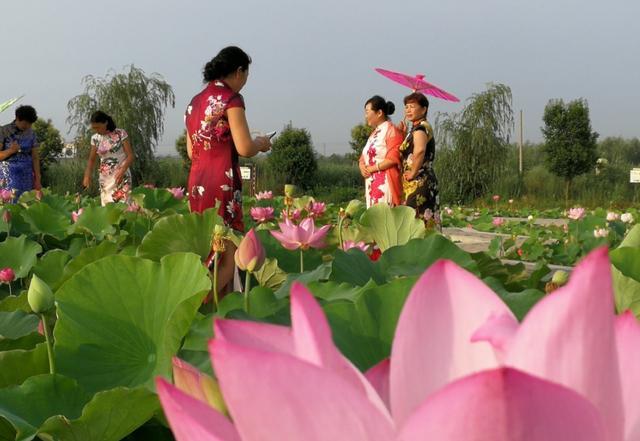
[41,314,56,374]
[300,249,304,273]
[337,216,345,251]
[244,270,251,314]
[212,252,219,308]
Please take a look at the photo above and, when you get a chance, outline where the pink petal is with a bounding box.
[308,224,330,249]
[470,311,519,362]
[156,378,240,441]
[214,319,294,355]
[397,368,608,441]
[298,217,314,245]
[172,357,227,414]
[270,230,300,250]
[365,358,390,410]
[210,340,394,441]
[615,311,640,440]
[505,248,624,441]
[390,260,514,426]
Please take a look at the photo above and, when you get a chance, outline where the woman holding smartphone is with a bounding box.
[185,46,271,291]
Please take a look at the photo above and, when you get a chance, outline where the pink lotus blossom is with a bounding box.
[71,208,84,223]
[443,207,453,216]
[270,217,330,251]
[607,212,620,222]
[568,207,586,220]
[255,191,273,200]
[168,187,186,199]
[126,202,141,213]
[342,240,369,253]
[249,207,274,224]
[0,267,15,284]
[156,248,636,440]
[492,194,500,202]
[0,188,14,204]
[622,213,634,224]
[308,202,326,218]
[234,229,265,273]
[492,217,505,227]
[593,228,608,238]
[282,208,302,222]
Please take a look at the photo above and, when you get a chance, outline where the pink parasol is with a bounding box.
[375,68,459,102]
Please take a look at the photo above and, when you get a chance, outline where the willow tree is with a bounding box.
[435,83,514,203]
[67,65,175,183]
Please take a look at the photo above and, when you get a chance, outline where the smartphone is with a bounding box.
[265,130,277,139]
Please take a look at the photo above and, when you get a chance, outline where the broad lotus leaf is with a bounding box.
[320,276,417,371]
[20,203,70,240]
[253,257,288,291]
[0,208,8,234]
[137,208,223,261]
[217,287,289,323]
[0,374,157,441]
[330,248,385,286]
[482,276,546,321]
[611,224,640,316]
[0,344,48,388]
[376,235,479,281]
[274,262,332,299]
[0,311,39,340]
[131,187,188,213]
[32,250,71,291]
[68,204,122,240]
[0,417,15,440]
[54,253,210,393]
[0,292,30,313]
[0,334,44,352]
[358,204,425,251]
[0,236,42,278]
[58,241,119,288]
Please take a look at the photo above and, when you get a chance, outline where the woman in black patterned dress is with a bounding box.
[399,93,440,229]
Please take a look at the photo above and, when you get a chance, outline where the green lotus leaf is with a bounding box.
[0,344,48,388]
[0,333,43,352]
[0,292,30,313]
[253,257,288,291]
[58,241,119,288]
[482,277,546,321]
[308,280,376,303]
[54,253,210,393]
[20,203,70,240]
[376,235,479,281]
[68,205,122,240]
[330,249,385,286]
[0,417,15,441]
[610,225,640,317]
[358,204,425,251]
[32,250,71,291]
[0,236,42,279]
[137,208,223,261]
[131,187,187,213]
[274,262,332,299]
[0,311,39,340]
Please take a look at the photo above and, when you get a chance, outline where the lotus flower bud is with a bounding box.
[0,267,15,284]
[27,274,54,313]
[551,270,569,286]
[234,228,265,273]
[344,200,364,218]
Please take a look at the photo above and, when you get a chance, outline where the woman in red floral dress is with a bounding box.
[185,46,271,290]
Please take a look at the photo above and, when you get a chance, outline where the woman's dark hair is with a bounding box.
[203,46,252,82]
[365,95,395,116]
[15,105,37,123]
[403,92,430,110]
[90,111,116,132]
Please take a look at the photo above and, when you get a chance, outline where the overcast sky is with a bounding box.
[3,0,639,155]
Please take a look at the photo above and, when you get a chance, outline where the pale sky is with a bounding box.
[3,0,639,155]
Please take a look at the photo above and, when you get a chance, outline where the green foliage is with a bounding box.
[32,119,64,169]
[436,83,514,203]
[66,65,175,184]
[358,204,425,251]
[542,99,598,203]
[266,124,317,190]
[175,129,190,170]
[348,123,373,161]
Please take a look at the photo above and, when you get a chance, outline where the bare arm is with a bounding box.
[31,148,41,190]
[404,131,427,180]
[365,158,396,174]
[186,134,193,159]
[227,107,270,157]
[0,141,19,161]
[114,139,134,184]
[83,146,98,188]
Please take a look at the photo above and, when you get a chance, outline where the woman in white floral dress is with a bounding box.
[83,111,134,205]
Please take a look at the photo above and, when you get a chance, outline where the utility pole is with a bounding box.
[518,110,524,175]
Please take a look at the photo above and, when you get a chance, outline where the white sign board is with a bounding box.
[631,168,640,183]
[240,166,252,180]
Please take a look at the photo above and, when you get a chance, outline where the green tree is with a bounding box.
[32,118,64,168]
[348,123,373,161]
[66,65,175,183]
[267,123,317,190]
[175,129,190,170]
[542,99,598,204]
[435,83,514,203]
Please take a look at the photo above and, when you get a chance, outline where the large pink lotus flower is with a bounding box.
[255,191,273,201]
[0,188,14,204]
[71,208,84,223]
[156,248,640,441]
[308,201,326,219]
[0,267,15,284]
[568,207,586,220]
[249,207,274,224]
[168,187,186,199]
[234,229,265,273]
[270,217,330,251]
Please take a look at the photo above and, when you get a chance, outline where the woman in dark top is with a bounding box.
[399,93,440,229]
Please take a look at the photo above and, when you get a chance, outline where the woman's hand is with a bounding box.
[253,136,272,153]
[403,170,415,181]
[359,161,371,178]
[114,169,126,185]
[8,141,20,155]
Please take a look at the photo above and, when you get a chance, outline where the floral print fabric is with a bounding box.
[91,128,132,205]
